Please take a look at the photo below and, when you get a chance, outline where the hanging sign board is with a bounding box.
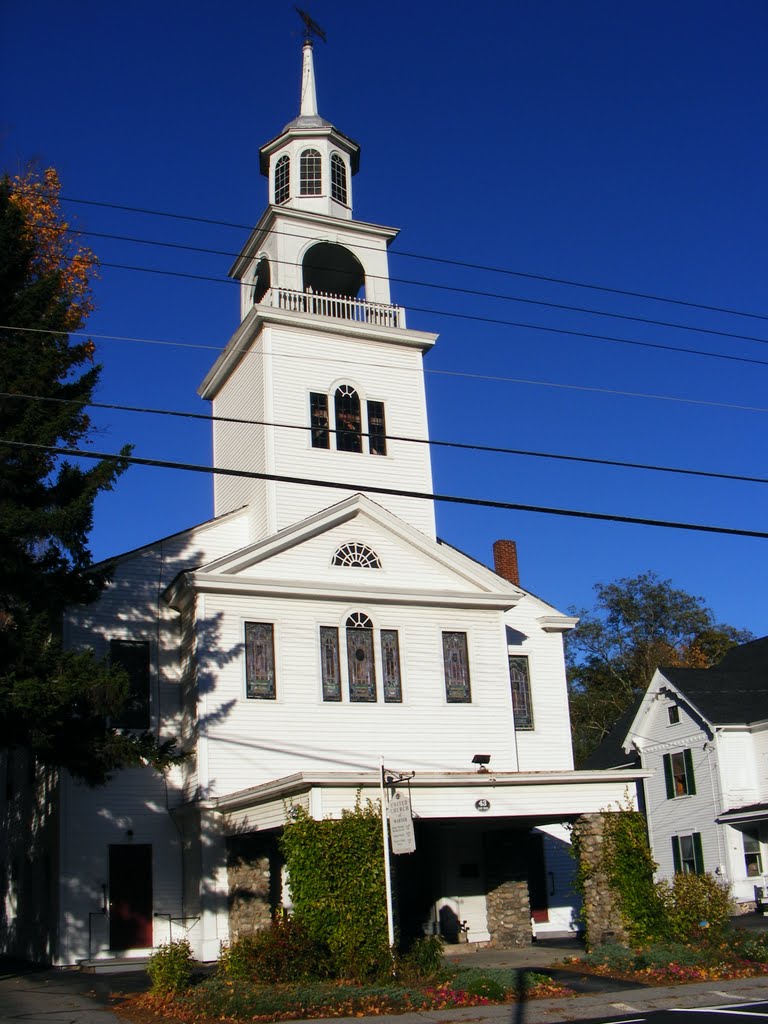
[388,788,416,854]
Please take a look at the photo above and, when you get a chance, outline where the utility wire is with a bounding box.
[71,259,768,370]
[1,437,765,539]
[4,389,765,486]
[6,324,768,415]
[16,185,768,326]
[67,227,768,350]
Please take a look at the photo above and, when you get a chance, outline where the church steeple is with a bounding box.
[258,39,360,219]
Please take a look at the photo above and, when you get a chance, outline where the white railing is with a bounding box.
[265,287,404,328]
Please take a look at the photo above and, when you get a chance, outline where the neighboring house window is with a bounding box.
[744,829,763,877]
[335,385,362,452]
[330,153,348,205]
[346,613,376,702]
[110,639,151,729]
[672,833,704,874]
[319,626,341,702]
[509,655,533,729]
[300,149,322,195]
[309,386,387,455]
[245,622,276,699]
[332,543,381,568]
[310,392,330,449]
[274,155,290,205]
[367,400,387,455]
[381,630,402,703]
[663,749,697,798]
[668,705,680,725]
[443,631,471,703]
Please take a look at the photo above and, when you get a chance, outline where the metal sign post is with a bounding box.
[379,760,417,953]
[379,758,396,949]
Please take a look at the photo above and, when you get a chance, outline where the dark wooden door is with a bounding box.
[109,845,153,949]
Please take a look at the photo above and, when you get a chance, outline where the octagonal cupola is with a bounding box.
[259,40,360,220]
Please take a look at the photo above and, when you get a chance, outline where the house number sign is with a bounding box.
[475,799,491,812]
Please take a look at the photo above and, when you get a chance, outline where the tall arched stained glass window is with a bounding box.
[274,155,290,205]
[330,153,348,205]
[300,149,322,195]
[335,385,362,452]
[346,613,376,702]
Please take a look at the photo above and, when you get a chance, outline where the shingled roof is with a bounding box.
[661,635,768,726]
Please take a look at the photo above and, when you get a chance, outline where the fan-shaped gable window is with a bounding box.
[300,149,322,195]
[332,543,381,568]
[274,155,290,205]
[330,153,348,205]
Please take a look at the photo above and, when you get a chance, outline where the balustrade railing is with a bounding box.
[264,287,404,328]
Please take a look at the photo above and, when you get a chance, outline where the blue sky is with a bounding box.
[2,1,766,633]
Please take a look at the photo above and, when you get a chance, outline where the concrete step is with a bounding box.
[78,957,150,974]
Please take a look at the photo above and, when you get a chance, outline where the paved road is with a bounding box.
[0,961,128,1023]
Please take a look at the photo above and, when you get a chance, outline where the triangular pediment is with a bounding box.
[188,494,522,607]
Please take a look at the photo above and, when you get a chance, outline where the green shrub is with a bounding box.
[146,938,194,994]
[657,872,735,943]
[218,918,332,983]
[730,931,768,964]
[582,942,636,972]
[635,942,708,968]
[462,973,507,1000]
[397,935,446,981]
[279,801,392,980]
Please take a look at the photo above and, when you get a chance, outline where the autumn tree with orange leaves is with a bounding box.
[0,168,182,783]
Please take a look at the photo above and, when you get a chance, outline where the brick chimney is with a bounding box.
[493,539,520,586]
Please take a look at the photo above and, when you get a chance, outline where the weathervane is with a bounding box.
[295,7,327,43]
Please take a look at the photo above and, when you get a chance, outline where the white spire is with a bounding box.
[299,40,318,117]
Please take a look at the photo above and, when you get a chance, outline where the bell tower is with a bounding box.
[199,36,438,541]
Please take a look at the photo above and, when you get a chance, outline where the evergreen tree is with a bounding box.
[567,571,752,766]
[0,170,181,783]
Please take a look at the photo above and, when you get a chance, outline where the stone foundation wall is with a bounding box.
[484,832,532,948]
[226,835,277,938]
[572,813,629,948]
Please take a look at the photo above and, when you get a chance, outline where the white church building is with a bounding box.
[3,40,642,966]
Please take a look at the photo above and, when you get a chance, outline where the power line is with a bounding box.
[19,186,768,327]
[73,260,768,370]
[4,389,766,486]
[6,324,768,415]
[1,437,765,539]
[66,226,768,350]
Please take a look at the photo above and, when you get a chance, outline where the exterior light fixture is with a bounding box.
[472,754,491,772]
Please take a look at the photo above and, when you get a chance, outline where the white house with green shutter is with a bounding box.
[0,37,644,968]
[621,637,768,907]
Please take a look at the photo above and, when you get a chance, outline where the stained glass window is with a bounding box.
[335,385,362,452]
[274,155,290,205]
[332,543,381,568]
[381,630,402,703]
[310,392,330,449]
[442,632,471,703]
[509,655,533,729]
[346,613,376,702]
[110,639,150,729]
[330,153,347,205]
[320,626,341,701]
[245,622,276,699]
[367,400,387,455]
[300,149,322,195]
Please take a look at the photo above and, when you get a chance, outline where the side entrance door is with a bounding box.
[109,844,153,949]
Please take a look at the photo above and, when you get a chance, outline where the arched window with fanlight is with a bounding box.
[274,155,290,205]
[334,385,362,452]
[300,149,322,195]
[330,153,348,205]
[346,613,375,702]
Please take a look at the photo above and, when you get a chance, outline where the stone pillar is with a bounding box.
[572,813,629,949]
[226,834,277,938]
[484,831,532,948]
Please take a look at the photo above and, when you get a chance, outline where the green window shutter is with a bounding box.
[663,753,675,799]
[671,835,682,873]
[693,832,704,874]
[684,748,696,795]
